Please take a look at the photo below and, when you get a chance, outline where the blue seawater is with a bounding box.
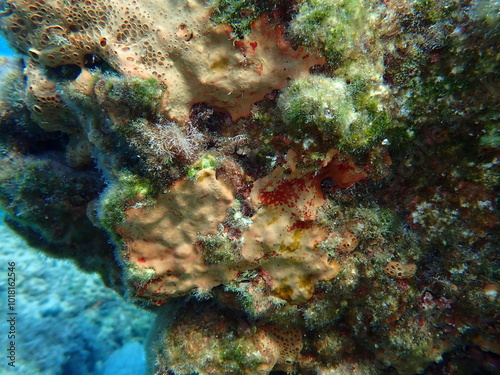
[0,34,14,56]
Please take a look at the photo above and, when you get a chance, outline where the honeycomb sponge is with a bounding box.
[338,230,359,253]
[257,324,304,372]
[24,61,76,133]
[384,261,417,280]
[2,0,324,121]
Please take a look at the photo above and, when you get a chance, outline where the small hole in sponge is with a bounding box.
[46,64,82,81]
[83,54,116,73]
[29,49,40,60]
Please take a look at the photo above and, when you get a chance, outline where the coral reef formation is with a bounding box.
[0,0,498,374]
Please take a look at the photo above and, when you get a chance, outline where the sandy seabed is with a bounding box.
[0,211,151,375]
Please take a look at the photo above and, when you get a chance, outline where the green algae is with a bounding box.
[290,0,377,63]
[99,171,157,233]
[210,0,281,37]
[278,75,391,152]
[186,154,218,179]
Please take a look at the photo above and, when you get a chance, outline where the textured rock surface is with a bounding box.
[0,0,498,374]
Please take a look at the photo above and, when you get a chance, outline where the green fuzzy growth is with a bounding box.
[186,154,218,179]
[387,0,498,126]
[156,304,271,374]
[0,155,103,241]
[289,0,372,62]
[470,0,500,32]
[480,122,500,149]
[113,117,147,139]
[99,172,157,233]
[197,233,239,264]
[210,0,279,38]
[217,337,267,371]
[0,58,25,110]
[125,263,156,287]
[98,76,165,117]
[376,317,448,375]
[316,201,403,257]
[414,0,461,24]
[59,72,103,113]
[278,75,391,152]
[0,152,119,286]
[224,273,300,324]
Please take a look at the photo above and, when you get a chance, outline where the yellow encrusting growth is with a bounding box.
[115,169,235,304]
[116,163,341,305]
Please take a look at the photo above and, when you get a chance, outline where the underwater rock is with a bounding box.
[0,0,498,374]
